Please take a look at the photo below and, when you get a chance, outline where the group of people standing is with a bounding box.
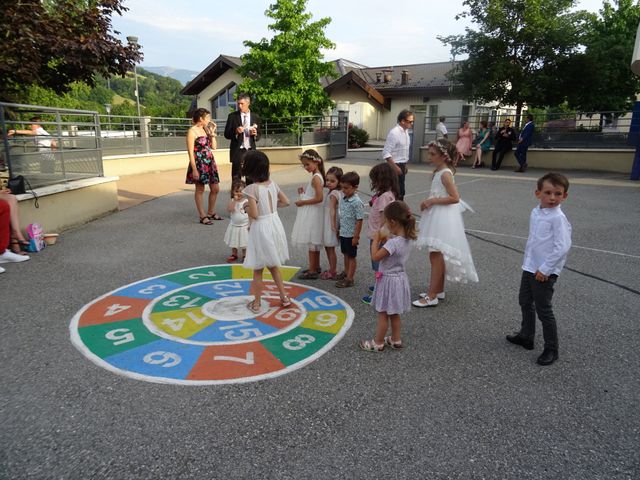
[435,114,535,172]
[184,99,567,366]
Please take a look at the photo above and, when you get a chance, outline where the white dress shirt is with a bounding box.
[382,124,410,164]
[241,112,251,149]
[522,205,572,276]
[435,122,448,139]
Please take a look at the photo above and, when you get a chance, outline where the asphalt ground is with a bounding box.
[2,150,639,479]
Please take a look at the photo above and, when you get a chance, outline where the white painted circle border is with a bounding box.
[69,265,354,385]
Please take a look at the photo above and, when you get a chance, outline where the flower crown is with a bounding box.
[300,152,323,163]
[427,141,451,160]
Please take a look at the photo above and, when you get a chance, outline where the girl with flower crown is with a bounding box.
[413,139,478,308]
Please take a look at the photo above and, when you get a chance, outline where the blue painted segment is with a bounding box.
[188,280,251,299]
[113,279,184,300]
[105,339,204,380]
[188,318,277,343]
[294,290,342,312]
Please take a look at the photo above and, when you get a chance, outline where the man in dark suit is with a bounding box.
[224,93,260,181]
[514,114,535,172]
[491,118,516,171]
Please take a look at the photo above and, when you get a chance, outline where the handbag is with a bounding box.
[8,175,39,208]
[8,175,25,194]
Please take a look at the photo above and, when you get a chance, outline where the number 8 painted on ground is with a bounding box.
[283,334,316,351]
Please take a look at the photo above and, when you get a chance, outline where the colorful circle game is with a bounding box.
[70,265,354,385]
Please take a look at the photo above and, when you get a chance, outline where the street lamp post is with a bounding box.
[104,103,111,133]
[126,36,142,119]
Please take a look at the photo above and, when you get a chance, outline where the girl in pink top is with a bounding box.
[362,163,399,304]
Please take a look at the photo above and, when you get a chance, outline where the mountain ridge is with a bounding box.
[141,66,199,85]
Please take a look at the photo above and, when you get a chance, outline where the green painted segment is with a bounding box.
[260,326,333,367]
[150,289,214,314]
[162,265,232,286]
[78,318,158,359]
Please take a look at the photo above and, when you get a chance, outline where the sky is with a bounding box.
[111,0,607,73]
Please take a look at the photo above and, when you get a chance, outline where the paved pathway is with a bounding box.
[2,151,639,479]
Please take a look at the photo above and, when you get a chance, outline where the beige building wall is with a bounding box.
[195,70,243,113]
[331,89,381,138]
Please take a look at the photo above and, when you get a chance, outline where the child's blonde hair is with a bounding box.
[428,139,457,174]
[230,178,246,198]
[300,148,326,182]
[384,201,417,240]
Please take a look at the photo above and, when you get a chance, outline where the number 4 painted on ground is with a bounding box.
[104,303,131,316]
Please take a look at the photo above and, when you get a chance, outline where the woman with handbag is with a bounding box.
[186,108,222,225]
[0,189,29,254]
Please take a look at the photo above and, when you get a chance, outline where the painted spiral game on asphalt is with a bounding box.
[70,265,354,385]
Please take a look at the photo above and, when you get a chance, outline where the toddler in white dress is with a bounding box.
[224,179,249,262]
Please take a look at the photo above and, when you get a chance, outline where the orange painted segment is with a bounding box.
[78,296,151,327]
[187,342,284,380]
[255,297,304,330]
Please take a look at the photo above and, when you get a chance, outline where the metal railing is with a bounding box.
[1,103,347,188]
[420,111,632,149]
[0,103,103,188]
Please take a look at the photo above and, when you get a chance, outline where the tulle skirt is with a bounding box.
[291,202,324,248]
[243,213,289,270]
[416,204,478,283]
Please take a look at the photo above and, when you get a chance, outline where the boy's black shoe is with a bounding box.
[537,349,558,366]
[506,334,534,350]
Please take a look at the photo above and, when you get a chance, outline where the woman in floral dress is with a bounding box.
[186,108,222,224]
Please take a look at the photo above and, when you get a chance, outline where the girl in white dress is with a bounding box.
[320,166,343,280]
[224,179,249,263]
[291,149,326,280]
[414,139,478,308]
[241,151,291,313]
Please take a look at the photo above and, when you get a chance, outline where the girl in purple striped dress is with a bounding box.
[359,201,416,352]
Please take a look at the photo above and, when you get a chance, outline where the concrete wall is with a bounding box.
[103,144,330,176]
[418,147,635,173]
[16,177,119,233]
[103,151,230,177]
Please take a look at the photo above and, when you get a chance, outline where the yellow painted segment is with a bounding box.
[149,307,214,338]
[300,310,347,335]
[231,265,300,281]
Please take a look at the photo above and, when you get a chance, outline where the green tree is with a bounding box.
[564,0,640,112]
[0,0,142,103]
[236,0,337,123]
[439,0,590,126]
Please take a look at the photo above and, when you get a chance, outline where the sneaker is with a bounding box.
[361,295,372,305]
[419,291,445,300]
[412,296,438,308]
[0,266,5,274]
[0,250,30,264]
[368,285,375,294]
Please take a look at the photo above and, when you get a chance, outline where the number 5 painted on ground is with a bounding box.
[105,328,134,346]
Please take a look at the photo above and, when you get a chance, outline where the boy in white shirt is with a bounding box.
[507,173,572,366]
